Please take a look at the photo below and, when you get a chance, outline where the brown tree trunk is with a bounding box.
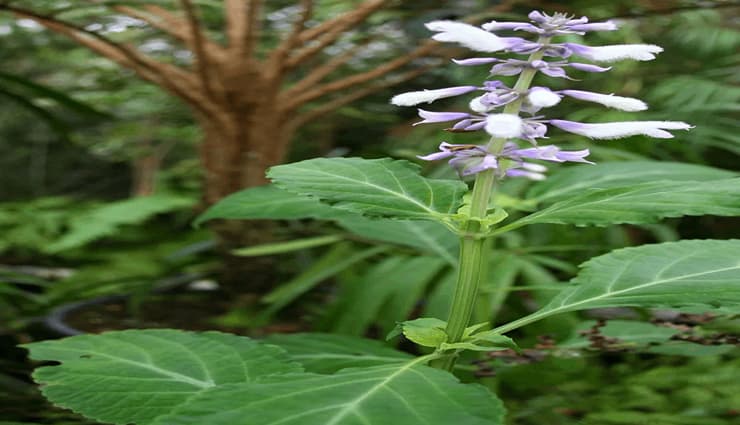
[195,97,295,294]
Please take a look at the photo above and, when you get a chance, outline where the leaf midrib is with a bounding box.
[283,167,440,216]
[534,167,733,202]
[548,263,740,314]
[33,346,214,389]
[325,357,429,425]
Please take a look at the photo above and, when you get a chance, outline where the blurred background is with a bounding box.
[0,1,738,424]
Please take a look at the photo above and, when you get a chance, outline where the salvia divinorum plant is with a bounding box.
[18,10,740,425]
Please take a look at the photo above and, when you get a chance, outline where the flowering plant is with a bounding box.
[20,10,740,425]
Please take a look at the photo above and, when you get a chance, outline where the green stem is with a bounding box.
[433,37,550,372]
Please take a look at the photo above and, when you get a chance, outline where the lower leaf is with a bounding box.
[153,358,506,425]
[23,329,300,425]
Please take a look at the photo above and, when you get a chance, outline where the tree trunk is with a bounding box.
[195,97,296,294]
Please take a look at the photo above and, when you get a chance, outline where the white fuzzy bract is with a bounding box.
[485,114,523,138]
[425,21,515,52]
[551,120,692,139]
[560,90,647,111]
[469,95,490,113]
[390,86,477,106]
[567,43,664,62]
[527,87,562,108]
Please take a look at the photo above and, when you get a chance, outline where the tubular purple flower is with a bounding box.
[414,110,471,125]
[520,120,549,142]
[425,21,526,52]
[528,11,549,23]
[550,120,693,139]
[419,141,592,179]
[566,62,612,73]
[452,57,500,66]
[464,121,488,131]
[417,142,486,161]
[482,21,539,33]
[506,168,547,180]
[482,91,520,108]
[506,144,593,164]
[563,43,664,62]
[554,149,594,163]
[524,11,617,35]
[490,59,530,76]
[559,90,647,111]
[451,119,475,130]
[391,86,479,106]
[568,22,618,32]
[460,155,499,176]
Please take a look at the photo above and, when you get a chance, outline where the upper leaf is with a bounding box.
[267,157,468,220]
[528,161,736,204]
[23,329,300,425]
[263,333,412,374]
[511,178,740,227]
[153,359,505,425]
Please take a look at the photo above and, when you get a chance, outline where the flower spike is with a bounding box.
[392,9,691,180]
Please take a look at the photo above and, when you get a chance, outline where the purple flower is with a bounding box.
[486,59,611,79]
[550,120,693,139]
[559,90,647,111]
[414,110,472,126]
[483,11,617,36]
[502,143,593,164]
[561,43,664,62]
[417,142,498,176]
[391,86,479,106]
[425,21,527,52]
[418,142,592,179]
[452,57,500,66]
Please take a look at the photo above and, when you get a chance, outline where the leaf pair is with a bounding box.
[199,158,740,237]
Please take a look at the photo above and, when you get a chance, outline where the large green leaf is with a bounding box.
[263,333,413,373]
[267,157,468,220]
[528,161,736,203]
[23,330,300,425]
[505,179,740,228]
[153,358,505,425]
[194,185,350,226]
[495,240,740,334]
